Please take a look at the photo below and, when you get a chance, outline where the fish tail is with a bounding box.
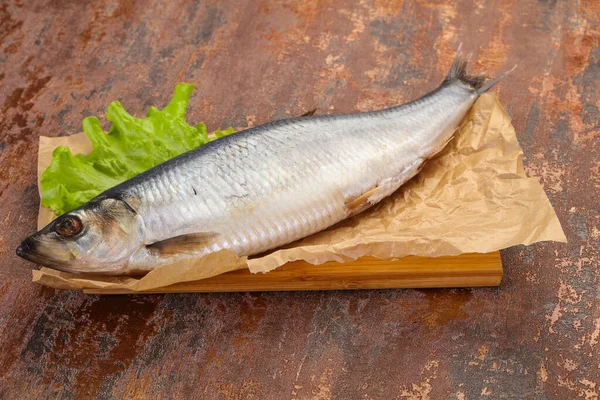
[445,43,517,95]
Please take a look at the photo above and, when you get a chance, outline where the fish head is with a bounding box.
[16,197,144,274]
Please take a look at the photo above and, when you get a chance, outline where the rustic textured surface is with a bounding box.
[0,0,598,398]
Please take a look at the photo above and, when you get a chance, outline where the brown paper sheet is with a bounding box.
[32,93,566,291]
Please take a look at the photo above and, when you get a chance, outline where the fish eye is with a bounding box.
[55,215,83,237]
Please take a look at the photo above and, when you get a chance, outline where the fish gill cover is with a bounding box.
[41,83,234,216]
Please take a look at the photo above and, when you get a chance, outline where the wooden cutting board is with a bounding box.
[84,252,502,294]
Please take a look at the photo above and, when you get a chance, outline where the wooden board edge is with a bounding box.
[83,251,503,295]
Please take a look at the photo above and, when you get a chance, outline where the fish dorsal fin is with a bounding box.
[299,108,317,117]
[147,232,221,255]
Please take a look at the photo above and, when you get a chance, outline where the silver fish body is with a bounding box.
[124,83,474,269]
[17,50,512,274]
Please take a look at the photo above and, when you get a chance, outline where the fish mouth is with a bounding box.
[16,237,71,269]
[16,237,37,261]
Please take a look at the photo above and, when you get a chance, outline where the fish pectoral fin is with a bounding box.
[345,186,380,216]
[146,232,221,255]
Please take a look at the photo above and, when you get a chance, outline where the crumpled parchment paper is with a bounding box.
[32,93,566,291]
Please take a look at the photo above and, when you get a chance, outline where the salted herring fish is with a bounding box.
[17,48,515,275]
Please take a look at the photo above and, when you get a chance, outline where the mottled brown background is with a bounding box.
[0,0,598,398]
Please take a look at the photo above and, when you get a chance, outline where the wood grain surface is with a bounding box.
[82,253,503,294]
[0,0,598,398]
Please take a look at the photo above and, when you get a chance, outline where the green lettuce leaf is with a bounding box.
[41,83,234,216]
